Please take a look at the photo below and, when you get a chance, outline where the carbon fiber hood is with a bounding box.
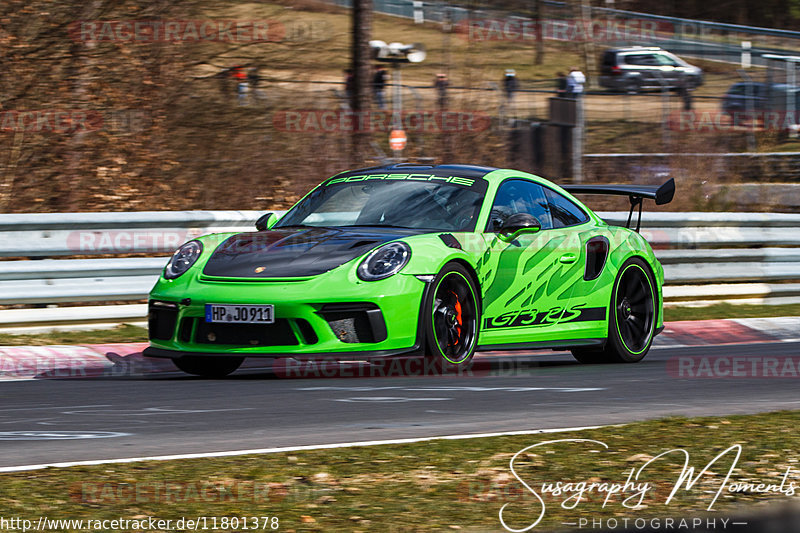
[202,227,424,278]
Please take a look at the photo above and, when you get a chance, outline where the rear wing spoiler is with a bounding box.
[563,178,675,232]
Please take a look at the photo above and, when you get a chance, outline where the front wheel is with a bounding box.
[571,258,657,364]
[173,356,244,377]
[422,263,480,371]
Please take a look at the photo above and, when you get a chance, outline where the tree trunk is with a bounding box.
[351,0,373,164]
[533,0,544,65]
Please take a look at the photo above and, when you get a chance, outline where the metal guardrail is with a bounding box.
[0,210,798,332]
[0,210,262,257]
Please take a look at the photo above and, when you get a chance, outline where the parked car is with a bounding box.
[145,163,674,377]
[722,82,800,114]
[599,46,703,93]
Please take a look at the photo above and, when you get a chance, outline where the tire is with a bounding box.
[422,263,480,371]
[624,79,641,94]
[173,356,244,377]
[571,257,657,364]
[570,347,606,364]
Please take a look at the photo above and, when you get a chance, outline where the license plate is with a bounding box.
[205,304,274,324]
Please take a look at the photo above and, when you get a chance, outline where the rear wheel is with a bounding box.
[423,263,480,371]
[173,356,244,377]
[571,258,656,364]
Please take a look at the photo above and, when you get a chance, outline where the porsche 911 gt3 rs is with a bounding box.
[145,163,674,377]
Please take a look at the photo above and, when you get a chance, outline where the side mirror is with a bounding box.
[255,212,277,231]
[498,213,541,242]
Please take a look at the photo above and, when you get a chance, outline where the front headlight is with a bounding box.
[357,242,411,281]
[164,240,203,279]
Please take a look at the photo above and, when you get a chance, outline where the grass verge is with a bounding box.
[0,324,147,346]
[1,411,798,531]
[664,302,800,322]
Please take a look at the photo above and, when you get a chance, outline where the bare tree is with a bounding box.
[533,0,544,65]
[351,0,372,163]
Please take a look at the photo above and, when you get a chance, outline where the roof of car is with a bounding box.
[727,81,799,92]
[606,46,663,53]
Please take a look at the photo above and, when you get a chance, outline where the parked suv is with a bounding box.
[721,82,800,131]
[599,47,703,93]
[722,82,800,114]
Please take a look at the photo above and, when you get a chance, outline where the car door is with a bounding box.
[654,53,681,85]
[478,179,585,346]
[624,53,659,87]
[543,187,610,330]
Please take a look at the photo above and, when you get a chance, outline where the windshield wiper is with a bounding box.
[274,224,315,229]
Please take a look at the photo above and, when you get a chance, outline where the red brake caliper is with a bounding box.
[451,291,462,346]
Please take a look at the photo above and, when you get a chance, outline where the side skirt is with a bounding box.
[477,338,606,352]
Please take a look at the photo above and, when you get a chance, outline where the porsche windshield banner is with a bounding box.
[326,173,480,188]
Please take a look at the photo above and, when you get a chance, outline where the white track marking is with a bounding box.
[0,424,616,473]
[333,397,453,403]
[298,386,604,392]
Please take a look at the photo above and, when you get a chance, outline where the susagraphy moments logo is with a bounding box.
[494,439,796,532]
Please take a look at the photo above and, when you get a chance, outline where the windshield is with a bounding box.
[275,178,486,232]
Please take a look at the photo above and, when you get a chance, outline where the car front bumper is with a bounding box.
[147,272,427,358]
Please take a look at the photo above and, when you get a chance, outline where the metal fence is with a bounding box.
[0,210,798,332]
[326,0,800,66]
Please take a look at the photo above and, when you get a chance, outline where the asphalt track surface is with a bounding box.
[1,342,799,469]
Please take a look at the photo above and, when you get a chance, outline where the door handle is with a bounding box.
[559,253,578,264]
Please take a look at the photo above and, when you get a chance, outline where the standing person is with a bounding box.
[677,74,693,111]
[503,69,519,103]
[556,72,568,96]
[566,66,585,97]
[434,73,449,110]
[231,65,248,105]
[372,65,387,110]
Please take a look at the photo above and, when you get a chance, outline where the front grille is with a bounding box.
[178,318,194,342]
[318,303,387,344]
[193,319,298,346]
[148,301,178,341]
[295,319,318,345]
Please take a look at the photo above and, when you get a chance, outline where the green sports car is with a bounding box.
[145,164,674,377]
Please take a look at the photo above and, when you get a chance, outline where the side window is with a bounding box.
[625,54,654,66]
[655,54,679,67]
[487,179,553,232]
[728,84,745,96]
[544,188,589,228]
